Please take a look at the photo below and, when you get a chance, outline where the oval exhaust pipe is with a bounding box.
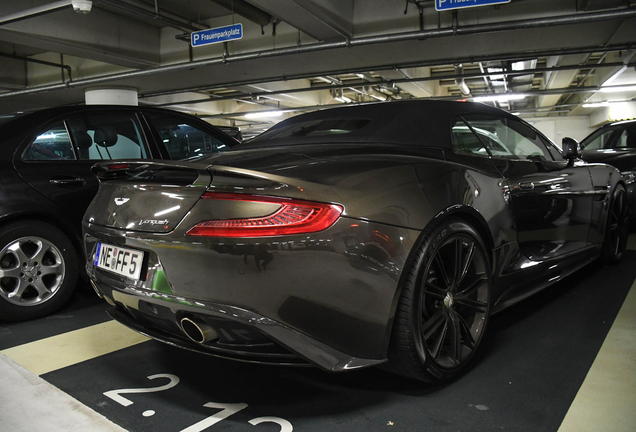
[180,317,219,343]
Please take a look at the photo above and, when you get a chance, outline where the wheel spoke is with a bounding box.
[424,278,446,298]
[7,243,31,265]
[429,319,448,360]
[40,262,63,277]
[30,241,49,264]
[29,279,54,298]
[433,253,451,289]
[447,312,462,365]
[457,238,475,287]
[452,236,463,287]
[7,279,29,300]
[0,266,22,279]
[453,309,477,351]
[421,310,447,340]
[454,296,489,313]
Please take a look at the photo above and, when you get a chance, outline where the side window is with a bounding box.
[144,113,232,160]
[581,129,621,150]
[66,113,149,160]
[23,123,76,161]
[583,127,636,150]
[452,114,553,161]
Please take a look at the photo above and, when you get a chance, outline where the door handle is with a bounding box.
[50,176,86,186]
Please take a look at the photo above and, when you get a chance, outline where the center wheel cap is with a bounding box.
[23,265,37,278]
[443,292,455,309]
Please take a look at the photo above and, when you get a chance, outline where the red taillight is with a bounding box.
[107,163,129,170]
[186,192,343,237]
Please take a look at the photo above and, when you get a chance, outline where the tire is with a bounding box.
[0,221,78,321]
[601,184,629,265]
[387,218,492,383]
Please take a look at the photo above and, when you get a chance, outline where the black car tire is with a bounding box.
[0,221,78,321]
[387,218,492,383]
[601,184,629,265]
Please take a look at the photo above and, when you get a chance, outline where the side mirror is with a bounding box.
[562,137,581,166]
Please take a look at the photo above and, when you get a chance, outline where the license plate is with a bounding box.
[94,243,144,281]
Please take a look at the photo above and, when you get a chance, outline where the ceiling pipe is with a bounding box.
[454,64,471,96]
[142,50,634,102]
[147,60,635,107]
[1,7,635,101]
[0,52,72,81]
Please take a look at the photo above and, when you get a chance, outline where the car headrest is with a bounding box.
[72,129,93,150]
[94,125,118,147]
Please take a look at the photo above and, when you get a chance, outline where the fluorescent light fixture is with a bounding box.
[244,111,283,119]
[582,102,611,108]
[602,66,627,87]
[335,96,352,103]
[598,85,636,93]
[473,94,526,103]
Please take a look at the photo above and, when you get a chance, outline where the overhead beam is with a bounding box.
[245,0,354,41]
[0,6,161,69]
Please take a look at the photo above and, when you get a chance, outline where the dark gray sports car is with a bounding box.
[83,100,629,383]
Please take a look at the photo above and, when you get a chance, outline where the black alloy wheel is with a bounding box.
[601,184,629,264]
[0,221,78,321]
[388,218,491,383]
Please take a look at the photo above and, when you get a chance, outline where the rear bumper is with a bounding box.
[82,210,421,371]
[90,278,385,371]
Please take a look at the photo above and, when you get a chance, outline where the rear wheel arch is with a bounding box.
[0,213,84,266]
[383,214,493,382]
[382,207,494,362]
[392,207,495,294]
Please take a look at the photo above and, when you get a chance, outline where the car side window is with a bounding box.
[23,123,76,161]
[66,113,149,160]
[144,112,232,160]
[583,127,636,150]
[582,129,620,150]
[451,119,513,157]
[453,114,553,161]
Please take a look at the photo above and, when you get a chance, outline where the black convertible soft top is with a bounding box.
[243,100,515,149]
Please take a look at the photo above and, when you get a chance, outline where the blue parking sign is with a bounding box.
[191,24,243,47]
[436,0,511,11]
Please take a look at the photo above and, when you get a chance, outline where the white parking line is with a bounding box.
[557,277,636,431]
[0,320,149,376]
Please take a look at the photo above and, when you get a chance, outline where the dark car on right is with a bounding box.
[579,119,636,219]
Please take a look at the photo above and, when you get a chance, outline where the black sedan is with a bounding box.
[83,100,628,383]
[579,119,636,219]
[0,105,237,321]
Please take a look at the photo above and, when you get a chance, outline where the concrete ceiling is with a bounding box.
[1,0,635,137]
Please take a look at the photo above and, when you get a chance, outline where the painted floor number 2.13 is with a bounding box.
[103,373,293,431]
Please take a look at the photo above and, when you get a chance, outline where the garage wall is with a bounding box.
[526,116,594,148]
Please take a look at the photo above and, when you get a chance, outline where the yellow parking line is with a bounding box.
[558,278,636,432]
[0,320,149,376]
